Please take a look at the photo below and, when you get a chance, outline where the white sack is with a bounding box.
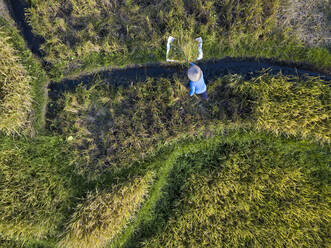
[166,36,203,62]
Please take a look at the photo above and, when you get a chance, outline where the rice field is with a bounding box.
[23,0,331,78]
[0,0,330,247]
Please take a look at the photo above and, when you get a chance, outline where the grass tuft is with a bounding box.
[235,74,331,143]
[0,17,49,135]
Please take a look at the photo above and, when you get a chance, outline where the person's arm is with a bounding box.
[189,83,195,96]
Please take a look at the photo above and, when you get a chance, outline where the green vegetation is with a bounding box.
[167,34,201,62]
[2,128,329,247]
[59,172,154,248]
[1,69,330,246]
[235,74,331,143]
[49,77,205,177]
[47,73,330,179]
[26,0,331,79]
[0,28,32,135]
[141,131,330,248]
[0,17,48,135]
[0,0,330,247]
[0,135,81,241]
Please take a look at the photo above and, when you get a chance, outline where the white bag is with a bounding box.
[166,36,203,62]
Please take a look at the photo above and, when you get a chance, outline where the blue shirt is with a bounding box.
[189,63,206,96]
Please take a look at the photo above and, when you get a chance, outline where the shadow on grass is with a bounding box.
[5,0,44,57]
[49,57,331,94]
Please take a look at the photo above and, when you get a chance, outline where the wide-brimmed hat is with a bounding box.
[187,65,202,82]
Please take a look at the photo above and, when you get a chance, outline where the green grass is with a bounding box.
[25,0,331,80]
[48,77,207,178]
[1,1,330,245]
[234,74,331,143]
[139,130,330,248]
[59,172,155,248]
[0,237,55,248]
[0,127,329,247]
[0,17,48,135]
[108,131,227,248]
[0,28,32,135]
[0,135,85,242]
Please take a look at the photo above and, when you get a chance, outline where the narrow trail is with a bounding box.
[5,0,44,57]
[48,57,331,96]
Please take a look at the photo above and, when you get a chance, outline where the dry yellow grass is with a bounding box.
[0,29,32,135]
[236,74,331,143]
[58,172,155,248]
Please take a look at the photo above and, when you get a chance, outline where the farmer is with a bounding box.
[187,62,208,99]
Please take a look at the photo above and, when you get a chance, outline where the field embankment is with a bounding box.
[5,0,44,57]
[0,17,47,135]
[1,128,329,248]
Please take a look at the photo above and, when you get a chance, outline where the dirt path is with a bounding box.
[6,0,44,57]
[46,57,331,127]
[49,57,331,94]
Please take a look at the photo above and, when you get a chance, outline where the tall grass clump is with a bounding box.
[235,74,331,143]
[0,29,32,135]
[142,132,330,247]
[59,172,155,248]
[167,32,201,62]
[0,135,77,241]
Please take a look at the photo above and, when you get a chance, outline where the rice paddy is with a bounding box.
[0,0,330,247]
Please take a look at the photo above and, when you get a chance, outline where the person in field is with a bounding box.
[187,62,208,99]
